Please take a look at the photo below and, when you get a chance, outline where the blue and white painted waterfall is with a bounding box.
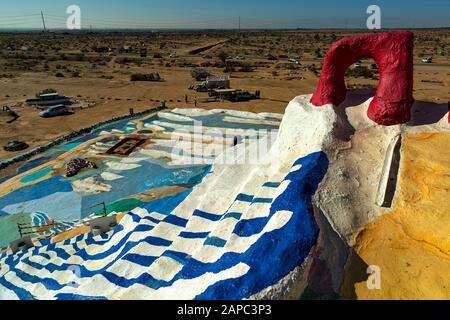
[0,96,337,300]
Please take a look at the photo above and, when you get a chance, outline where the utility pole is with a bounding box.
[238,16,241,32]
[41,10,47,33]
[101,202,107,217]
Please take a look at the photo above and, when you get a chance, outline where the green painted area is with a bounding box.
[20,166,53,183]
[95,198,144,216]
[0,212,32,249]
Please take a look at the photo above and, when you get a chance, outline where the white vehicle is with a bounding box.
[288,58,299,64]
[421,57,432,63]
[169,52,177,59]
[39,104,70,118]
[353,61,362,68]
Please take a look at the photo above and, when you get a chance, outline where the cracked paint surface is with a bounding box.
[346,132,450,300]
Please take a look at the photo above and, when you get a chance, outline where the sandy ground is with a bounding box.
[0,29,448,178]
[0,68,316,164]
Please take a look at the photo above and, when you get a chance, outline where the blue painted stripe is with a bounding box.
[72,242,80,252]
[235,194,272,204]
[128,212,142,223]
[142,216,160,224]
[163,250,190,265]
[263,182,281,188]
[204,237,227,248]
[122,253,157,267]
[252,197,272,204]
[193,209,222,222]
[163,215,188,227]
[233,217,267,237]
[13,267,67,291]
[223,212,242,220]
[235,194,253,202]
[0,276,35,300]
[179,231,210,239]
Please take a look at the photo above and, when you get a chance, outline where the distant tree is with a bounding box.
[346,66,374,79]
[218,51,229,63]
[239,64,254,72]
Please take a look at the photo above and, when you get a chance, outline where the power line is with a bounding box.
[41,11,47,32]
[0,13,40,19]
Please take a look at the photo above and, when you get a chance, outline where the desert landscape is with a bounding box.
[1,29,448,167]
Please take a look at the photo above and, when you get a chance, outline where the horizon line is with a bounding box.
[0,26,449,32]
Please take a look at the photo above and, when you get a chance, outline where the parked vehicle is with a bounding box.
[421,57,432,63]
[210,89,261,102]
[39,104,70,118]
[4,140,29,152]
[229,90,261,102]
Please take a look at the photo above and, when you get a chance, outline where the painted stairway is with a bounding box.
[0,96,334,300]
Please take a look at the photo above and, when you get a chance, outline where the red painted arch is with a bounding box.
[310,32,415,126]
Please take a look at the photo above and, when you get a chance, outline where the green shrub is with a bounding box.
[346,66,374,79]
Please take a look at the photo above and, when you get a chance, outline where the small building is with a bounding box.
[26,93,71,106]
[205,75,230,89]
[121,45,133,53]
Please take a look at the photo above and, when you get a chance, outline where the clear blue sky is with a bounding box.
[0,0,449,29]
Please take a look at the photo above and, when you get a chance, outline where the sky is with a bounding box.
[0,0,449,29]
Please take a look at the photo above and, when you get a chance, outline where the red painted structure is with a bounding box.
[310,32,415,126]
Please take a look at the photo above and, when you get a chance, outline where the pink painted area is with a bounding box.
[310,32,415,126]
